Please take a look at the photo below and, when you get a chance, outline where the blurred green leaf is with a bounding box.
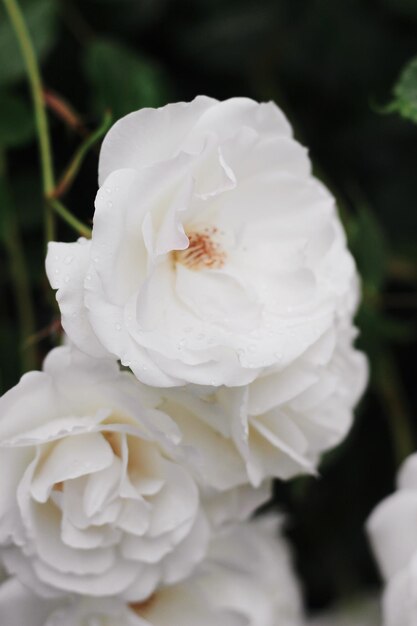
[349,205,387,294]
[391,56,417,123]
[0,0,57,86]
[83,39,169,119]
[0,91,35,148]
[11,173,42,232]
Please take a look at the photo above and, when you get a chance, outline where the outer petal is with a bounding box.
[46,239,107,358]
[98,96,218,183]
[367,491,417,581]
[0,578,60,626]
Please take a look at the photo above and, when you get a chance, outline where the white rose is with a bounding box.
[0,517,303,626]
[46,96,360,388]
[154,325,367,486]
[366,453,417,626]
[0,346,210,601]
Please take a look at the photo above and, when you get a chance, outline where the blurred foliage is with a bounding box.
[0,93,34,148]
[0,0,56,86]
[84,39,169,118]
[1,0,417,616]
[390,55,417,122]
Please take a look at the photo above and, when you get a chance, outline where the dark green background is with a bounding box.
[1,0,417,615]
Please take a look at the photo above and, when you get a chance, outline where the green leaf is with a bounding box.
[83,39,169,119]
[349,204,387,294]
[0,0,57,86]
[0,91,34,148]
[391,56,417,124]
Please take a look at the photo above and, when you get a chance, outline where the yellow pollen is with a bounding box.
[173,227,226,271]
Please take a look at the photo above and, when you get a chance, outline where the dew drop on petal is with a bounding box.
[64,255,73,265]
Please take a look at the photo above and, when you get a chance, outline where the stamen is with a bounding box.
[173,227,226,271]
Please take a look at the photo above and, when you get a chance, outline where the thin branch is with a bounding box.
[49,198,92,238]
[376,351,415,465]
[43,88,88,136]
[50,110,112,199]
[3,0,55,243]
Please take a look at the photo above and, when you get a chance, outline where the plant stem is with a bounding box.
[376,351,415,465]
[3,0,55,243]
[50,110,112,199]
[49,198,92,238]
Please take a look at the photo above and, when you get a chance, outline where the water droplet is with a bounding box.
[64,275,70,283]
[64,255,73,265]
[94,256,100,264]
[105,187,112,194]
[115,323,121,331]
[177,338,186,350]
[54,255,59,261]
[86,274,91,281]
[54,269,60,275]
[107,201,113,208]
[141,364,148,371]
[274,351,283,361]
[115,186,120,192]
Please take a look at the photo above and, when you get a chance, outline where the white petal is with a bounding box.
[30,433,114,502]
[0,578,59,626]
[367,491,417,581]
[46,240,107,358]
[99,96,218,182]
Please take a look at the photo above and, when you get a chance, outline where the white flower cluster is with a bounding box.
[0,97,366,624]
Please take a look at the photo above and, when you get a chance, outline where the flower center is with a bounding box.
[173,227,226,271]
[130,594,156,616]
[102,431,122,458]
